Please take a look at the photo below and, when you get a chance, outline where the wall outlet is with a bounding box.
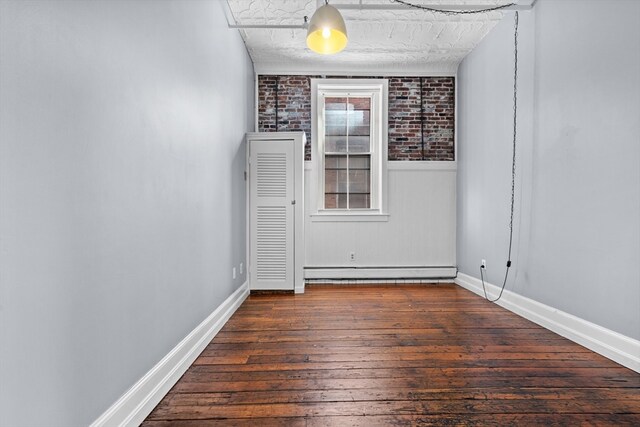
[233,267,237,279]
[240,263,243,274]
[350,252,355,261]
[481,259,487,269]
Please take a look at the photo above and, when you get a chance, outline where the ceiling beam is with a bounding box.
[228,24,308,29]
[225,0,536,30]
[332,2,534,12]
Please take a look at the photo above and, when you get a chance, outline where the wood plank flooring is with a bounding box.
[143,284,640,426]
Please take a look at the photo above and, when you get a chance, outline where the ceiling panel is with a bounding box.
[226,0,519,74]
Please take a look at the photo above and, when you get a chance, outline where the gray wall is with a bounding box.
[0,1,254,425]
[457,0,640,340]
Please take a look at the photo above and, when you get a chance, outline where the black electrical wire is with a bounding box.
[420,77,425,159]
[392,0,516,15]
[481,11,519,303]
[275,76,279,131]
[397,1,521,303]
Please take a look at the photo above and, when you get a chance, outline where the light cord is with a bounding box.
[481,11,519,303]
[392,0,516,15]
[390,1,520,303]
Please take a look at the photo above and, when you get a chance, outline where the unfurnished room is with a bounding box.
[0,0,639,426]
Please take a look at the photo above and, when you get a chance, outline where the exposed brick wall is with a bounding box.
[257,75,455,161]
[388,77,422,160]
[422,77,455,160]
[257,75,278,132]
[258,75,316,160]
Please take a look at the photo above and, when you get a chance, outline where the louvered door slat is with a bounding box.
[256,206,287,280]
[257,153,287,198]
[249,140,294,290]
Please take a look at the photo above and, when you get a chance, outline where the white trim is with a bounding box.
[454,68,458,162]
[311,78,389,215]
[306,279,454,284]
[245,138,250,291]
[387,161,457,171]
[455,273,640,373]
[254,71,259,132]
[90,282,250,427]
[254,65,459,76]
[246,132,306,293]
[245,132,304,141]
[310,212,390,222]
[305,267,456,279]
[308,160,457,172]
[294,133,306,294]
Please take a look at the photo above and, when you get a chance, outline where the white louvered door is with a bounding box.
[249,140,295,290]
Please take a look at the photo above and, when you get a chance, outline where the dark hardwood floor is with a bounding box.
[143,284,640,426]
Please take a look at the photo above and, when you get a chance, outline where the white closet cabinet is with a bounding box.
[246,132,305,293]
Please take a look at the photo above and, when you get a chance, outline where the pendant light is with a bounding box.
[306,1,348,55]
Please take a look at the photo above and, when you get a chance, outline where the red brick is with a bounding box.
[257,75,455,161]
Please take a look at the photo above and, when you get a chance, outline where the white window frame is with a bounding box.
[310,78,389,221]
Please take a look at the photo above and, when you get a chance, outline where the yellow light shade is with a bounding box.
[306,4,347,55]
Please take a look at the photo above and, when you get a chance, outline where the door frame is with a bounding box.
[246,132,306,293]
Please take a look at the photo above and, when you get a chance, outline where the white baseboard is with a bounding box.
[304,267,456,280]
[306,278,453,285]
[90,281,249,427]
[455,273,640,373]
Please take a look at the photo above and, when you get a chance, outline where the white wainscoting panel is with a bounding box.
[304,162,456,272]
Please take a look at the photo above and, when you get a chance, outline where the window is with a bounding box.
[311,79,388,218]
[324,96,371,209]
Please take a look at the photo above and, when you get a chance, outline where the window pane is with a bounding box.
[349,124,370,136]
[325,155,347,169]
[325,97,347,147]
[326,97,348,110]
[349,155,370,169]
[349,154,370,208]
[324,194,337,209]
[325,123,347,138]
[325,193,347,209]
[348,110,370,132]
[348,97,370,111]
[325,136,347,152]
[323,96,374,211]
[347,109,370,125]
[348,98,370,140]
[348,136,370,153]
[349,194,370,209]
[325,168,348,193]
[348,170,370,194]
[325,119,346,135]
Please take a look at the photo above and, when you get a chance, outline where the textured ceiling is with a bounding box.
[225,0,518,74]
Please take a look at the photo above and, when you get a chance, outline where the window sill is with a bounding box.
[310,211,390,222]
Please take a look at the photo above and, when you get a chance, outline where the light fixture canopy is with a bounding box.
[306,2,348,55]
